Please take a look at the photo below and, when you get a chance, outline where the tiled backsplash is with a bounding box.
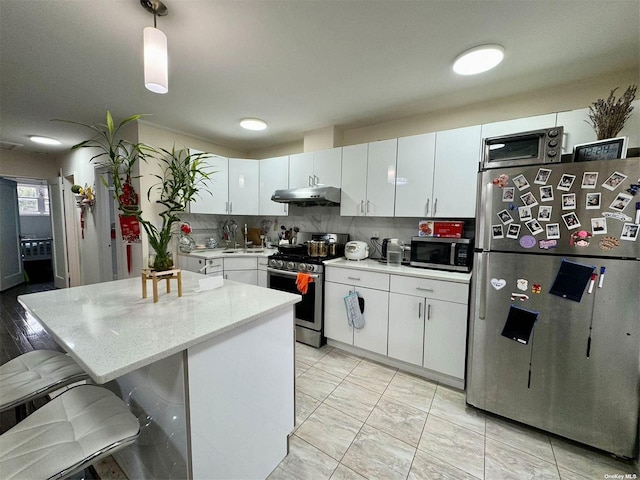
[180,205,475,249]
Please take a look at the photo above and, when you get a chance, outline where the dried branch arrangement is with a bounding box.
[586,85,637,140]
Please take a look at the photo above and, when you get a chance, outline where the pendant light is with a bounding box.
[140,0,169,94]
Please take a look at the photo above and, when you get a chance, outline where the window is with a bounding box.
[17,183,49,216]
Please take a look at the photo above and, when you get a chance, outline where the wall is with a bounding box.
[248,68,638,157]
[0,149,60,179]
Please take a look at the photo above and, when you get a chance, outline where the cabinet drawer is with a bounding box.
[257,257,269,269]
[390,275,468,304]
[326,267,389,291]
[223,257,257,270]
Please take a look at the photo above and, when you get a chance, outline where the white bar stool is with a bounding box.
[0,385,140,480]
[0,350,89,417]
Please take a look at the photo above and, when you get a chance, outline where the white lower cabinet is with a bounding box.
[388,275,469,380]
[324,268,390,355]
[257,257,268,288]
[224,257,258,285]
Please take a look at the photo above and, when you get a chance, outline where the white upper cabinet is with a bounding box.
[313,148,342,187]
[228,159,259,215]
[289,148,342,188]
[190,151,229,215]
[289,152,314,188]
[557,100,640,155]
[340,141,396,217]
[431,125,481,218]
[340,143,368,216]
[259,155,289,216]
[394,133,435,217]
[480,113,558,139]
[365,139,398,217]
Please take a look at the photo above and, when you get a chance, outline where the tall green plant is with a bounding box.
[56,111,212,270]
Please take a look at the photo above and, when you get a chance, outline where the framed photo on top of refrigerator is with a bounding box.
[573,137,628,162]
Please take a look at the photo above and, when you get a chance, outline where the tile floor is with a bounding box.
[2,280,637,479]
[268,342,637,480]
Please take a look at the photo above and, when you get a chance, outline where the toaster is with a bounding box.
[344,241,369,260]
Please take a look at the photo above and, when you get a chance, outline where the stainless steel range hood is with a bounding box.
[271,185,341,206]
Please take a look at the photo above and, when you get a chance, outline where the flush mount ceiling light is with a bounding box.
[29,135,61,145]
[140,0,169,94]
[240,118,268,131]
[453,44,504,76]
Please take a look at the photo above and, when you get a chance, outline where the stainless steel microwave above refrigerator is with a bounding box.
[467,156,640,458]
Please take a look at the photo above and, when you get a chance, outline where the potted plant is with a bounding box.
[586,84,637,140]
[58,111,212,271]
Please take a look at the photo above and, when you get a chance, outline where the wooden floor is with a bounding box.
[0,280,60,366]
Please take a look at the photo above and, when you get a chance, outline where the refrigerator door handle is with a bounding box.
[476,175,494,250]
[478,253,488,320]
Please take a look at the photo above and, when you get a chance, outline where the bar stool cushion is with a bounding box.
[0,385,140,480]
[0,350,88,412]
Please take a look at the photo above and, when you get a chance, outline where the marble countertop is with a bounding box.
[324,258,472,284]
[180,247,276,259]
[18,271,300,384]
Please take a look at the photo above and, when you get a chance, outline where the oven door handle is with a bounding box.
[267,268,320,280]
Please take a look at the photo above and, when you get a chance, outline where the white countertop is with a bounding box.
[324,258,472,284]
[18,271,300,384]
[180,247,276,260]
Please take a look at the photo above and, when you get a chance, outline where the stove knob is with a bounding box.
[306,264,315,272]
[298,263,307,272]
[272,259,283,268]
[286,261,295,270]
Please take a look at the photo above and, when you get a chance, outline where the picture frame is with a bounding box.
[585,192,601,210]
[492,224,504,239]
[609,192,632,212]
[546,223,560,239]
[506,223,521,239]
[512,174,530,191]
[562,212,581,230]
[497,209,514,225]
[602,172,628,191]
[534,168,552,185]
[620,223,639,241]
[573,137,628,163]
[518,206,532,221]
[591,217,607,235]
[539,185,554,202]
[562,193,576,210]
[557,174,576,191]
[502,187,515,202]
[538,205,552,221]
[525,219,543,235]
[520,192,538,208]
[581,172,598,189]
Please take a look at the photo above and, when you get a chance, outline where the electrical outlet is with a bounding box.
[372,231,379,238]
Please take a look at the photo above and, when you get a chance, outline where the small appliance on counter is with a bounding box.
[345,241,369,260]
[410,236,473,272]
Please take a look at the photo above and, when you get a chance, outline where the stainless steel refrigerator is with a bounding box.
[467,156,640,458]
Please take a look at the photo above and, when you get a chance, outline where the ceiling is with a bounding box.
[1,0,638,156]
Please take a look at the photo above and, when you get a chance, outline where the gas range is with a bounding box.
[268,252,332,273]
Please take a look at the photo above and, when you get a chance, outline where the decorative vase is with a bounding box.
[179,234,195,253]
[148,249,174,271]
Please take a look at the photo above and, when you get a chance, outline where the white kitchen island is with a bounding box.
[18,271,300,480]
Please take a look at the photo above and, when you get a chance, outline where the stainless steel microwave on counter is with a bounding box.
[410,237,473,272]
[482,126,563,170]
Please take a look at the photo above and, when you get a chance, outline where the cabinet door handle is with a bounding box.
[229,202,233,213]
[427,303,431,320]
[225,201,229,213]
[347,276,361,281]
[314,175,319,186]
[433,198,438,215]
[360,200,364,214]
[366,200,370,213]
[416,287,434,292]
[284,204,288,214]
[418,302,422,318]
[425,198,430,216]
[308,175,313,186]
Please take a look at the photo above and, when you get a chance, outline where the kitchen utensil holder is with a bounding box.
[141,268,183,303]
